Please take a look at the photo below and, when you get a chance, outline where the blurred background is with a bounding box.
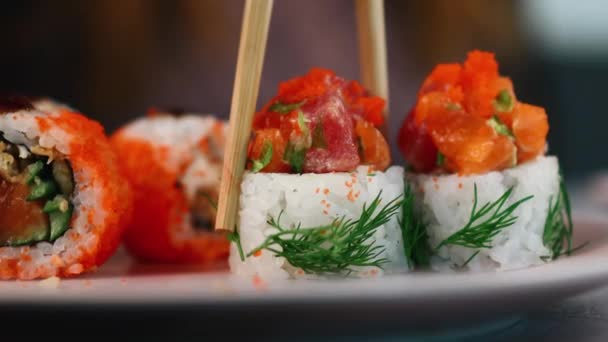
[0,0,606,181]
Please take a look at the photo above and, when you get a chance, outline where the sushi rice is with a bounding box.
[407,155,560,272]
[229,165,408,280]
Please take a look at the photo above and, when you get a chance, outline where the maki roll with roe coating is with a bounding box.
[0,96,132,280]
[230,68,408,280]
[398,51,573,272]
[110,110,229,264]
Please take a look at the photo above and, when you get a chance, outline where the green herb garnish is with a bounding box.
[283,142,307,173]
[487,114,514,137]
[446,103,461,111]
[297,111,309,135]
[251,141,273,173]
[247,191,402,276]
[542,174,575,260]
[25,161,44,184]
[43,195,69,213]
[228,229,245,262]
[435,184,533,262]
[494,89,514,113]
[436,152,445,167]
[399,184,430,269]
[269,100,306,114]
[311,122,328,149]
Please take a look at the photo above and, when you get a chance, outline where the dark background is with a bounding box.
[0,0,604,180]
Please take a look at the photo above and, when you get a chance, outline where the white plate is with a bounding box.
[2,211,608,336]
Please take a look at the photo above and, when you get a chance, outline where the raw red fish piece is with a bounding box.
[512,103,549,163]
[397,110,437,173]
[355,119,390,171]
[302,95,360,173]
[248,68,389,174]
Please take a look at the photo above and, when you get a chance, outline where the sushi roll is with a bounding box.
[0,96,132,280]
[397,51,573,271]
[229,68,408,280]
[110,109,230,264]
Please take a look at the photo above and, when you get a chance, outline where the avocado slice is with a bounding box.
[7,223,50,246]
[0,180,49,247]
[52,160,74,196]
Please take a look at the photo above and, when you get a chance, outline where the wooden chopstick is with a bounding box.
[215,0,274,232]
[355,0,389,133]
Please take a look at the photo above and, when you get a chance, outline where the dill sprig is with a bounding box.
[435,184,534,262]
[227,229,245,261]
[398,184,430,269]
[247,191,402,276]
[542,175,575,260]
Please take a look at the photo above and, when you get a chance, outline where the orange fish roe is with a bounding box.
[323,188,330,195]
[323,210,329,215]
[458,183,463,189]
[110,126,229,264]
[0,109,131,280]
[253,250,262,257]
[252,274,267,290]
[347,190,357,202]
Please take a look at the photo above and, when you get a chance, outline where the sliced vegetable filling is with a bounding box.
[0,136,74,247]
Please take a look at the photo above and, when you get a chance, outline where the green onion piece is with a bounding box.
[436,152,445,167]
[269,100,306,114]
[49,203,73,242]
[27,179,57,201]
[446,103,461,111]
[297,111,309,136]
[251,141,273,173]
[494,89,514,113]
[25,161,44,184]
[487,114,514,137]
[43,195,69,213]
[283,142,307,173]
